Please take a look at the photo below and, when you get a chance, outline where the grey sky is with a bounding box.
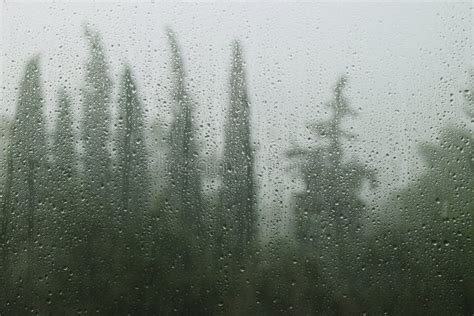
[1,1,472,235]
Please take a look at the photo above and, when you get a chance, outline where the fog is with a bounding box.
[1,2,473,314]
[1,1,472,230]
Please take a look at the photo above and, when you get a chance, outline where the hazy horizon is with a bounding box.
[1,1,472,233]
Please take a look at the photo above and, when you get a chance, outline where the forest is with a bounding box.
[0,26,472,315]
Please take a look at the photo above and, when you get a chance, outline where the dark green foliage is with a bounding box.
[3,56,48,310]
[116,65,149,220]
[362,126,473,315]
[359,75,474,315]
[379,87,474,314]
[289,77,374,243]
[49,88,78,302]
[51,88,77,219]
[0,119,12,304]
[287,77,375,311]
[0,131,12,249]
[211,41,260,312]
[220,41,258,261]
[0,27,472,315]
[157,28,212,314]
[81,26,113,209]
[75,26,115,308]
[10,57,48,239]
[165,29,204,234]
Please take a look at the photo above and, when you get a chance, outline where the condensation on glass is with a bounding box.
[0,2,472,314]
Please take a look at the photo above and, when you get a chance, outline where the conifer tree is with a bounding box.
[109,65,150,312]
[290,77,373,240]
[48,88,79,309]
[220,41,258,260]
[8,56,48,307]
[81,26,113,213]
[78,26,114,305]
[288,76,375,311]
[162,28,207,313]
[166,29,204,236]
[385,73,474,315]
[52,88,76,205]
[116,65,149,216]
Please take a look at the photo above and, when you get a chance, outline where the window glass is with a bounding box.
[0,2,472,314]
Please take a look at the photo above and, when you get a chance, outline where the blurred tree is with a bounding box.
[387,75,474,315]
[288,76,375,312]
[165,29,204,235]
[220,41,258,260]
[47,87,79,312]
[213,41,259,312]
[0,123,12,301]
[78,26,114,307]
[116,65,149,222]
[7,56,48,310]
[151,28,208,314]
[0,115,11,247]
[1,23,472,316]
[112,65,150,311]
[52,88,77,210]
[81,25,113,210]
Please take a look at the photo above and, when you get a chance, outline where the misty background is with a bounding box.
[0,1,473,314]
[1,1,472,233]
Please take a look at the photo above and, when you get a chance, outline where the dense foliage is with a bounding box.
[0,27,472,315]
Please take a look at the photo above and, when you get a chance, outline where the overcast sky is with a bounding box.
[1,1,472,234]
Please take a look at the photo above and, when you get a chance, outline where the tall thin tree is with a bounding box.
[52,88,76,205]
[166,29,204,236]
[288,76,375,312]
[81,26,113,213]
[220,41,258,260]
[79,26,114,305]
[116,65,149,215]
[9,56,48,307]
[162,28,207,313]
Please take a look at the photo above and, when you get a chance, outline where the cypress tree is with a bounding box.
[166,29,204,237]
[104,65,150,312]
[49,87,78,310]
[116,65,149,217]
[78,26,113,306]
[220,41,258,260]
[163,28,207,313]
[52,88,76,205]
[81,26,113,215]
[9,56,48,308]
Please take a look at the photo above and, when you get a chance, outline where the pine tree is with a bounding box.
[220,41,257,260]
[288,76,375,311]
[290,77,374,238]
